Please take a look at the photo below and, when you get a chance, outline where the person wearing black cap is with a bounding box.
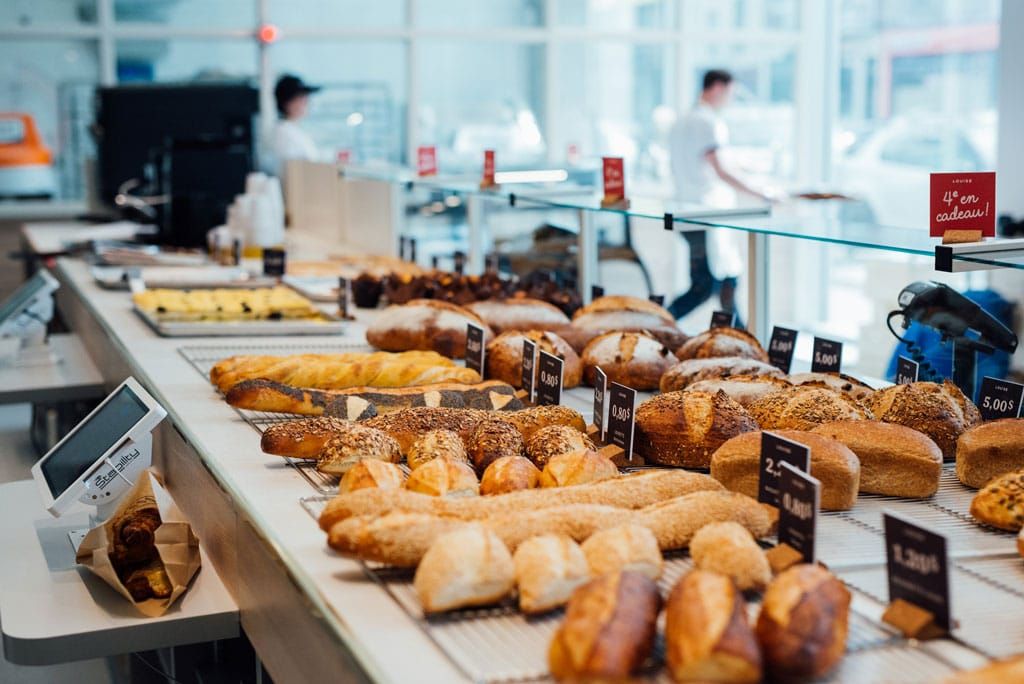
[267,74,322,176]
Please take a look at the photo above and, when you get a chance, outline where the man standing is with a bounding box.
[266,74,322,177]
[668,69,768,322]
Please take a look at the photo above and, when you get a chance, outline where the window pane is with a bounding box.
[416,0,544,27]
[0,1,96,26]
[417,41,545,170]
[0,39,99,199]
[114,0,255,28]
[555,0,676,29]
[683,0,799,31]
[833,0,999,228]
[553,42,675,190]
[269,40,406,164]
[116,39,257,83]
[268,0,405,27]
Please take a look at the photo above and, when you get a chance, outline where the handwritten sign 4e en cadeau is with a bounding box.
[929,172,995,238]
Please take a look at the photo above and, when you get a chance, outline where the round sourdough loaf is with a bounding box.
[634,390,758,468]
[659,357,783,393]
[868,380,981,460]
[564,295,687,353]
[956,418,1024,488]
[581,331,676,391]
[686,375,792,407]
[675,326,769,362]
[789,372,875,401]
[466,298,570,334]
[571,295,674,323]
[484,330,582,389]
[749,385,872,431]
[366,299,493,358]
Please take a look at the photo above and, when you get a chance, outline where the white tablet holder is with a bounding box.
[0,270,61,367]
[79,431,153,524]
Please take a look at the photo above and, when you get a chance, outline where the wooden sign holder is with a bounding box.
[942,229,983,244]
[881,599,950,640]
[765,542,804,574]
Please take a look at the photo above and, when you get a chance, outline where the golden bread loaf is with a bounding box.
[749,385,872,431]
[660,357,784,393]
[316,426,402,476]
[580,330,676,391]
[366,299,494,358]
[468,418,526,472]
[686,375,792,407]
[406,429,469,471]
[675,326,769,362]
[525,424,594,468]
[868,380,981,459]
[260,417,356,459]
[338,460,406,495]
[404,457,479,497]
[788,371,875,401]
[580,523,662,579]
[512,534,589,614]
[634,390,758,467]
[479,456,540,495]
[969,469,1024,531]
[689,521,771,591]
[484,330,582,389]
[539,449,619,488]
[956,418,1024,488]
[465,298,570,333]
[413,524,514,613]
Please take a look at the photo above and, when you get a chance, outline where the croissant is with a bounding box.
[110,498,162,565]
[122,557,173,602]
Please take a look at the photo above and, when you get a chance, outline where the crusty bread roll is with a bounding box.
[366,299,494,358]
[749,385,872,431]
[540,449,618,488]
[710,430,860,511]
[260,417,356,459]
[480,456,540,495]
[811,420,942,497]
[572,294,675,323]
[548,571,661,682]
[943,656,1024,684]
[660,357,784,393]
[512,534,589,614]
[581,330,676,391]
[560,322,688,355]
[316,426,402,476]
[468,418,526,473]
[788,372,874,401]
[413,524,514,613]
[465,298,570,334]
[756,564,850,680]
[320,469,723,530]
[665,570,762,684]
[526,425,594,468]
[407,429,469,471]
[338,460,406,494]
[956,418,1024,488]
[635,390,758,468]
[868,380,981,460]
[404,457,479,497]
[687,375,792,407]
[484,329,582,389]
[690,521,771,591]
[675,327,769,362]
[580,524,662,579]
[969,469,1024,531]
[497,405,586,443]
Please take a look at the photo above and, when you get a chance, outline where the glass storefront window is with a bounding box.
[682,0,800,31]
[0,0,96,26]
[268,0,405,28]
[555,0,676,30]
[115,39,257,83]
[416,0,544,28]
[114,0,255,29]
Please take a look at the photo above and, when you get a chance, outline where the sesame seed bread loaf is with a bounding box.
[969,469,1024,531]
[749,386,873,431]
[869,380,981,460]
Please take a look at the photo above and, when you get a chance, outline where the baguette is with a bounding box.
[319,469,723,530]
[225,378,523,416]
[326,490,774,567]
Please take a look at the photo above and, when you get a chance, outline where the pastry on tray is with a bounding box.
[133,286,323,322]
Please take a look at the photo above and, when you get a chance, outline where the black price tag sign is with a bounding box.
[811,336,843,373]
[431,255,440,270]
[337,277,349,318]
[485,253,499,272]
[884,512,952,631]
[710,310,736,328]
[262,248,286,277]
[521,338,537,402]
[399,236,407,260]
[977,376,1024,420]
[409,237,417,263]
[758,431,811,507]
[593,366,608,442]
[232,239,241,266]
[465,323,485,376]
[453,251,466,275]
[649,294,665,306]
[606,382,637,461]
[591,285,605,300]
[778,462,821,563]
[536,350,564,406]
[895,356,920,385]
[768,326,798,373]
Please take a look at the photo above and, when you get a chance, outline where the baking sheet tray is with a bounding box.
[137,306,346,337]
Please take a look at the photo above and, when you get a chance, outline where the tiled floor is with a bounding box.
[0,403,115,684]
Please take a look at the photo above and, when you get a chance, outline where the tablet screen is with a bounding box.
[39,386,149,498]
[0,272,50,324]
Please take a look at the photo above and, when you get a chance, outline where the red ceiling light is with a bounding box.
[258,24,279,43]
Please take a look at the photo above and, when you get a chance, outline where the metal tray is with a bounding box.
[136,306,346,337]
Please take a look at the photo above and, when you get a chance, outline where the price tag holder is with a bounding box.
[884,512,952,632]
[417,145,437,177]
[409,238,417,263]
[536,351,564,406]
[521,338,538,403]
[591,285,605,300]
[648,294,665,306]
[593,366,608,442]
[758,431,811,507]
[710,310,736,328]
[606,382,637,461]
[262,248,286,278]
[768,326,798,373]
[465,323,485,376]
[453,251,466,275]
[811,336,843,373]
[896,356,920,385]
[977,376,1024,420]
[337,277,349,319]
[485,253,499,273]
[399,236,407,261]
[778,462,820,563]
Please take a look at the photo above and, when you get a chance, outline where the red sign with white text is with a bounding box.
[929,172,996,238]
[481,149,496,187]
[602,157,625,204]
[417,146,437,176]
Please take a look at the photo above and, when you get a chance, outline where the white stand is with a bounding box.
[0,292,61,367]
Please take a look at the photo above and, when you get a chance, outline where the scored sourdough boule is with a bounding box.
[868,380,981,460]
[466,298,570,334]
[580,330,676,391]
[749,385,873,431]
[675,326,769,362]
[686,375,792,407]
[788,371,875,401]
[659,356,784,393]
[485,330,582,389]
[365,299,494,358]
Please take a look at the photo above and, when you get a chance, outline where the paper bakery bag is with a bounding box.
[76,469,201,617]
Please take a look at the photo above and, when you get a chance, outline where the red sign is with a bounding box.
[336,149,352,165]
[417,145,437,177]
[602,157,626,204]
[481,149,496,187]
[929,172,995,238]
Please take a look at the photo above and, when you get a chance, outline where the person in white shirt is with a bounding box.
[668,69,768,322]
[266,74,321,177]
